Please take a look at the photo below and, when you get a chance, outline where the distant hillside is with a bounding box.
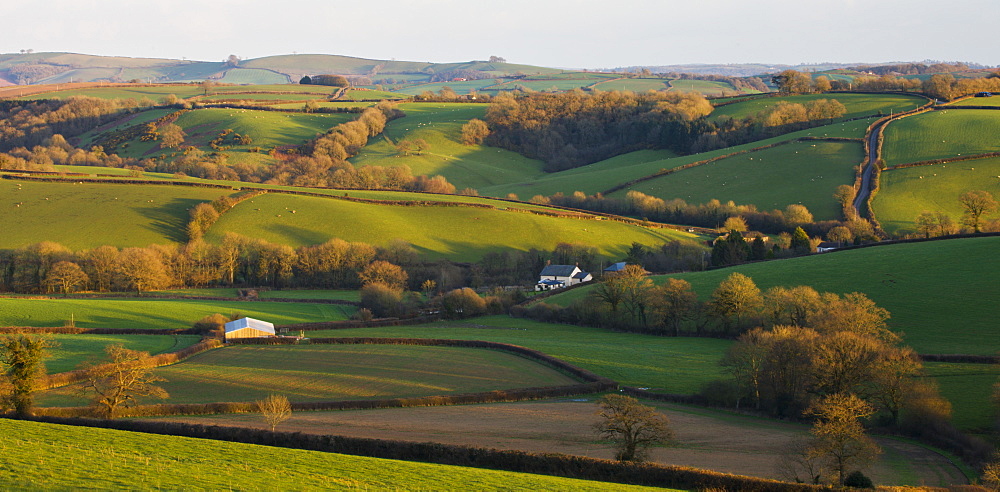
[0,52,561,86]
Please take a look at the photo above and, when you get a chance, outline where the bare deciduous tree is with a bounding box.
[258,394,292,431]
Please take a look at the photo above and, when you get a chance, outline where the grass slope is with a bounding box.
[625,139,864,220]
[350,102,545,190]
[481,119,874,201]
[0,419,657,491]
[0,179,233,249]
[710,93,927,122]
[873,156,1000,235]
[0,298,354,331]
[924,362,1000,432]
[546,237,1000,355]
[203,191,696,261]
[308,316,732,395]
[882,109,1000,165]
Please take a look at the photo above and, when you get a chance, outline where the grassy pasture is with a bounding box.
[0,297,354,331]
[203,191,695,261]
[38,343,581,406]
[882,109,1000,165]
[623,139,864,220]
[872,156,1000,235]
[217,68,290,85]
[710,93,927,122]
[592,78,671,92]
[271,101,375,110]
[308,316,732,395]
[482,119,874,200]
[350,102,545,189]
[41,334,202,373]
[150,288,361,302]
[15,85,204,101]
[197,92,327,102]
[545,236,1000,355]
[924,362,1000,432]
[0,179,232,249]
[340,89,406,100]
[669,79,736,96]
[392,80,499,95]
[0,420,656,491]
[947,96,1000,107]
[75,108,174,147]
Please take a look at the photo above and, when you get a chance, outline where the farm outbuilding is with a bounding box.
[224,317,276,340]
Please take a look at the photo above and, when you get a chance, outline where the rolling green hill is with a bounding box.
[544,236,1000,355]
[882,109,1000,166]
[710,93,927,122]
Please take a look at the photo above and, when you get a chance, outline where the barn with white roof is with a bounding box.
[223,317,276,340]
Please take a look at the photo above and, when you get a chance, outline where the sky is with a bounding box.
[4,0,997,69]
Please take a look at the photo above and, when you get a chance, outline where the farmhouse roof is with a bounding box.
[539,264,579,277]
[573,271,591,280]
[604,262,627,272]
[224,317,276,335]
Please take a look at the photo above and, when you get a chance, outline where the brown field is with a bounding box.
[153,398,968,487]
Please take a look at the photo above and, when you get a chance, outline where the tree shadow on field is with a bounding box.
[135,197,206,243]
[268,224,332,246]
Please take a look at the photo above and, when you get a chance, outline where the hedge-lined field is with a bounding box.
[37,343,581,406]
[545,236,1000,356]
[882,109,1000,165]
[622,139,864,220]
[924,362,1000,432]
[668,79,736,96]
[710,93,927,122]
[0,297,354,331]
[203,191,695,261]
[15,85,205,101]
[481,118,874,200]
[349,102,546,190]
[592,78,671,92]
[0,179,233,249]
[307,316,732,395]
[873,155,1000,235]
[42,334,202,373]
[0,419,660,491]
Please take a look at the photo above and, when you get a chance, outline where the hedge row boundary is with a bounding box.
[884,151,1000,171]
[10,414,824,491]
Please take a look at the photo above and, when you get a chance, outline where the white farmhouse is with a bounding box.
[535,264,593,291]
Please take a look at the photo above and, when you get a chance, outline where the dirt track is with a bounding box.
[153,399,968,487]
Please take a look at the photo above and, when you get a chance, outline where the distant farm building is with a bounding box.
[816,241,841,253]
[535,264,592,291]
[224,317,276,340]
[604,262,627,273]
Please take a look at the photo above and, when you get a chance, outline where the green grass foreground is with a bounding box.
[0,297,355,331]
[307,316,732,395]
[0,419,665,491]
[38,343,580,406]
[545,236,1000,355]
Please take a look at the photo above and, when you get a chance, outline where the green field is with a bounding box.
[308,316,732,395]
[0,420,657,491]
[924,362,1000,432]
[203,191,696,261]
[39,343,581,406]
[0,179,233,249]
[482,118,874,201]
[217,68,290,85]
[624,139,864,220]
[198,92,325,102]
[947,96,1000,107]
[16,85,204,101]
[350,102,545,190]
[0,297,354,331]
[592,78,671,92]
[545,236,1000,355]
[152,288,361,302]
[107,108,354,160]
[872,156,1000,235]
[669,79,737,96]
[710,93,927,122]
[43,334,202,373]
[882,109,1000,165]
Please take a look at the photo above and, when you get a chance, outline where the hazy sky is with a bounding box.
[5,0,997,68]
